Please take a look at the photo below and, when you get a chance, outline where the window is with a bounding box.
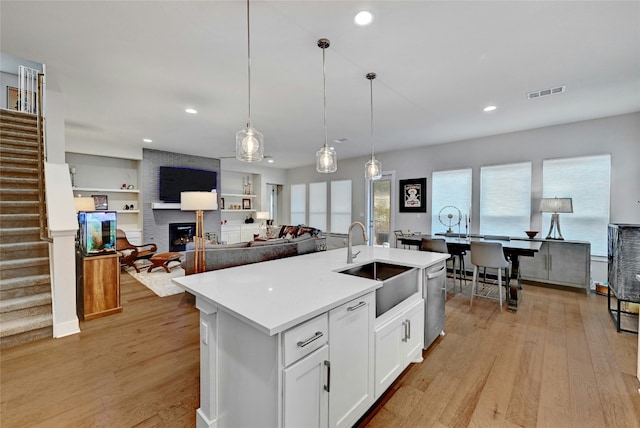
[431,169,472,234]
[480,162,531,236]
[290,184,306,226]
[543,154,610,256]
[331,180,352,233]
[308,182,327,231]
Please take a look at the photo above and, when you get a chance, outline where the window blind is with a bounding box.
[331,180,352,233]
[480,162,531,236]
[308,182,327,231]
[431,169,472,234]
[543,154,610,256]
[290,184,306,226]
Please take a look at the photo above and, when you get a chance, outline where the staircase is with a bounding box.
[0,109,53,349]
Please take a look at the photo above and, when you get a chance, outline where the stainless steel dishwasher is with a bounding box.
[424,261,446,349]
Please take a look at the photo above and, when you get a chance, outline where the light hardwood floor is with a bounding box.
[1,274,639,427]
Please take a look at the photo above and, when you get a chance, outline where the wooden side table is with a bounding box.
[77,252,122,321]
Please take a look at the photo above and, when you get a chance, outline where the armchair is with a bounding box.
[116,229,158,272]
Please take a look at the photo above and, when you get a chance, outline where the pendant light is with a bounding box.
[364,72,382,180]
[316,38,337,173]
[236,0,264,162]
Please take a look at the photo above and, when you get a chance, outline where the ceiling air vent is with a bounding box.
[527,85,566,100]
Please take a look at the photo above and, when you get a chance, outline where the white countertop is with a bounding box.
[173,245,449,336]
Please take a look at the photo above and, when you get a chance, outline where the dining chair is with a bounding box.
[480,235,510,282]
[393,230,405,248]
[420,238,462,292]
[469,241,510,312]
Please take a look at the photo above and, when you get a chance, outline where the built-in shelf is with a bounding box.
[221,209,256,213]
[152,202,181,210]
[221,193,256,198]
[73,187,140,194]
[116,210,140,214]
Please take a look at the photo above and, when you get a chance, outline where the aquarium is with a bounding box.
[78,211,117,256]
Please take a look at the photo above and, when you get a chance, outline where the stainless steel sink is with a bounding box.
[338,262,419,317]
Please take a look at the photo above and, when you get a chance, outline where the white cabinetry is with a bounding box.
[374,294,424,399]
[519,240,591,292]
[220,225,241,244]
[328,293,375,428]
[283,345,329,428]
[283,292,374,428]
[220,224,259,244]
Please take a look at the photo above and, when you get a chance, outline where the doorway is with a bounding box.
[367,172,395,246]
[267,183,283,225]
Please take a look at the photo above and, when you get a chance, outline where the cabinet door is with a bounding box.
[403,299,425,363]
[374,312,404,399]
[548,242,589,287]
[519,243,549,281]
[329,293,374,428]
[283,345,329,428]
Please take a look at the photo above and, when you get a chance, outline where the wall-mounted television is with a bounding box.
[159,166,217,203]
[78,211,117,256]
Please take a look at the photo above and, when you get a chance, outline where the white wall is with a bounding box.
[285,113,640,282]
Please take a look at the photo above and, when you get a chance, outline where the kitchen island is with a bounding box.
[174,245,448,428]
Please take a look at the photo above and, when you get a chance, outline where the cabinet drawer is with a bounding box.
[283,313,329,366]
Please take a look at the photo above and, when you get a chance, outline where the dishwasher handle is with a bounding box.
[427,264,446,279]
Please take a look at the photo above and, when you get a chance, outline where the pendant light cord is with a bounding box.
[370,77,374,158]
[322,45,328,150]
[246,0,252,128]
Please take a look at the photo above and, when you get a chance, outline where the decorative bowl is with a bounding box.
[525,231,538,239]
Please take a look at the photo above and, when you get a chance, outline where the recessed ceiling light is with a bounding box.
[354,11,374,26]
[332,137,351,144]
[483,105,497,112]
[267,159,274,163]
[143,138,152,143]
[185,108,198,114]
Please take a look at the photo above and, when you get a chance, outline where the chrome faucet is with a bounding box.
[347,221,368,263]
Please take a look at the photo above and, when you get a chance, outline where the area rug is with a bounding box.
[124,263,185,297]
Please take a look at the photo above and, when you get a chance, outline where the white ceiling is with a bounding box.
[1,1,639,170]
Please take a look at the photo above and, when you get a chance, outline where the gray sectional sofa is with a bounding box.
[183,227,326,275]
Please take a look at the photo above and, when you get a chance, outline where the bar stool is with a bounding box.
[393,230,405,248]
[469,241,510,312]
[421,238,463,292]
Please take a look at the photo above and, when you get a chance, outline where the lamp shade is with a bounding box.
[180,191,218,211]
[539,197,573,213]
[74,197,95,212]
[256,211,270,220]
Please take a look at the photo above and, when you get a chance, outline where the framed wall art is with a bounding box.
[92,194,108,210]
[399,178,427,213]
[6,86,36,112]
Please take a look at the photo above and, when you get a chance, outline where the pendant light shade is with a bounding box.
[316,38,337,173]
[365,72,382,180]
[236,0,264,162]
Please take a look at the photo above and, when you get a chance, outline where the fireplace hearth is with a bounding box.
[169,223,196,252]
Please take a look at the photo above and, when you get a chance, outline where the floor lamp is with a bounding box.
[181,191,218,274]
[540,197,573,240]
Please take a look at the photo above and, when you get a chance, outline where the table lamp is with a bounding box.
[540,197,573,240]
[181,191,218,273]
[74,196,95,212]
[256,211,270,238]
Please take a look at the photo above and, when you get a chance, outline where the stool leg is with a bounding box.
[498,268,503,313]
[470,266,479,309]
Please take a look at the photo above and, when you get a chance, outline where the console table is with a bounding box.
[518,239,591,293]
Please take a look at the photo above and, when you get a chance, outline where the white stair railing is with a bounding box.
[18,65,41,114]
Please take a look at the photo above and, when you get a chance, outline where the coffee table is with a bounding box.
[147,252,182,273]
